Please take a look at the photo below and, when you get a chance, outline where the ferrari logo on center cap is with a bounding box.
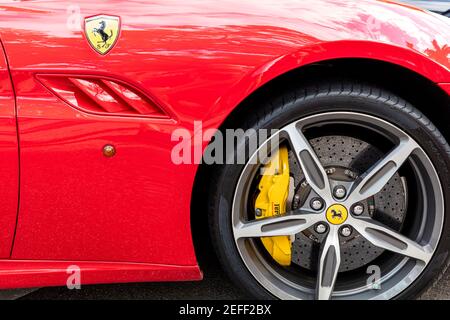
[326,204,348,225]
[85,15,120,55]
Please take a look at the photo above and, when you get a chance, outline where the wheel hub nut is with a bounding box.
[333,185,347,199]
[340,225,352,237]
[310,198,324,211]
[315,223,328,234]
[352,203,364,216]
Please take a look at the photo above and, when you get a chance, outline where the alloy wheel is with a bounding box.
[232,112,444,300]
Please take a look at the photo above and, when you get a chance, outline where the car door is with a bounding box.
[0,1,199,266]
[0,41,19,258]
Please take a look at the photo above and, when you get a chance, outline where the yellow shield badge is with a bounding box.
[85,15,120,55]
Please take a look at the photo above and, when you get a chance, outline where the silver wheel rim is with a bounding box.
[231,112,444,300]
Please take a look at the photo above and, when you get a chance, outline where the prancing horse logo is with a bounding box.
[331,209,343,219]
[93,21,113,49]
[326,204,348,225]
[85,15,120,55]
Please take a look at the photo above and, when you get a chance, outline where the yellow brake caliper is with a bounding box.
[254,146,291,266]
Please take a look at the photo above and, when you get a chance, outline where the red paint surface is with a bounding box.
[0,260,202,289]
[439,83,450,95]
[0,0,448,289]
[0,41,19,259]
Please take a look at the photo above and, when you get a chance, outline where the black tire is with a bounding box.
[207,80,450,300]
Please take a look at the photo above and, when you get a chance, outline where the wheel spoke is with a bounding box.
[233,210,320,240]
[347,138,418,204]
[351,217,432,263]
[283,123,332,201]
[316,227,341,300]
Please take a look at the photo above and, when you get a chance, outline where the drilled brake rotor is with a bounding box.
[290,136,407,272]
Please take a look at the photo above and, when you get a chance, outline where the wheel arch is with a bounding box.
[191,41,450,267]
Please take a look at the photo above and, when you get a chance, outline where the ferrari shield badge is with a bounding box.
[85,15,120,55]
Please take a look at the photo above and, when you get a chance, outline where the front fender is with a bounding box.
[207,40,450,130]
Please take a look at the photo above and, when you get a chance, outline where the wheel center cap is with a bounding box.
[326,204,348,225]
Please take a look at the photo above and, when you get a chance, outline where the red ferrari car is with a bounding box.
[0,0,449,300]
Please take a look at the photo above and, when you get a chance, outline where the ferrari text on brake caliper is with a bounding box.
[254,146,292,266]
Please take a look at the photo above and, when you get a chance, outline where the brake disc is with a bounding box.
[291,136,407,272]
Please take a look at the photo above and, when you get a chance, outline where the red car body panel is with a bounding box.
[439,83,450,95]
[0,260,201,289]
[0,42,19,259]
[0,0,448,289]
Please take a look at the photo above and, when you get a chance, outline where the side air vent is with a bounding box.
[37,75,168,118]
